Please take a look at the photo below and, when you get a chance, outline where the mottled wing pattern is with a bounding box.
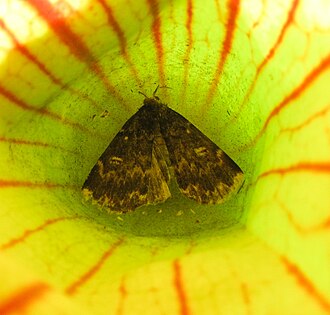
[82,109,171,212]
[160,108,244,204]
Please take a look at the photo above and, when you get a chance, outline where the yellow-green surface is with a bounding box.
[0,0,329,314]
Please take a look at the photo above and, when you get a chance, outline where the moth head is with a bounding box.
[139,86,161,106]
[139,85,168,109]
[142,96,161,107]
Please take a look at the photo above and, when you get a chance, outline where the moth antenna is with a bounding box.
[153,85,160,97]
[139,85,167,101]
[138,91,148,98]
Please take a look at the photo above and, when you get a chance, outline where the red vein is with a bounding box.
[0,137,51,148]
[0,283,49,314]
[281,257,330,312]
[214,0,221,18]
[0,84,92,134]
[116,277,127,315]
[205,0,240,107]
[0,136,75,154]
[66,238,124,295]
[282,104,330,133]
[181,0,194,103]
[230,0,300,122]
[98,0,126,53]
[252,0,299,89]
[0,179,78,189]
[97,0,142,86]
[240,283,251,315]
[147,0,165,87]
[1,216,81,250]
[185,0,193,46]
[257,162,330,181]
[173,259,190,315]
[27,0,129,110]
[277,199,330,234]
[0,19,102,111]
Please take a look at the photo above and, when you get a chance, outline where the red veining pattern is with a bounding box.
[204,0,240,108]
[0,283,49,314]
[116,277,127,315]
[229,0,300,122]
[26,0,94,63]
[173,259,190,315]
[240,283,251,315]
[214,0,221,18]
[147,0,165,87]
[0,137,50,148]
[277,199,330,234]
[27,0,129,110]
[282,105,330,133]
[0,179,78,189]
[238,55,330,151]
[181,0,194,103]
[0,216,81,250]
[281,257,330,312]
[240,282,250,304]
[0,85,91,134]
[257,162,330,181]
[0,136,75,154]
[98,0,126,52]
[186,0,193,53]
[66,238,124,295]
[0,19,102,111]
[97,0,142,86]
[260,55,330,136]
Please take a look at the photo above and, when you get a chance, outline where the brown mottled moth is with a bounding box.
[83,90,244,213]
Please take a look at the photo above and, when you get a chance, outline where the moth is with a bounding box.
[83,90,244,213]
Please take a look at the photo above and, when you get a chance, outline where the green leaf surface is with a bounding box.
[0,0,329,314]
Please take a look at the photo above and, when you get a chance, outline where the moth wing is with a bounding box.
[83,111,171,212]
[160,108,244,204]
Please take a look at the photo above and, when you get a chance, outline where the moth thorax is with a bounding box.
[143,97,167,109]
